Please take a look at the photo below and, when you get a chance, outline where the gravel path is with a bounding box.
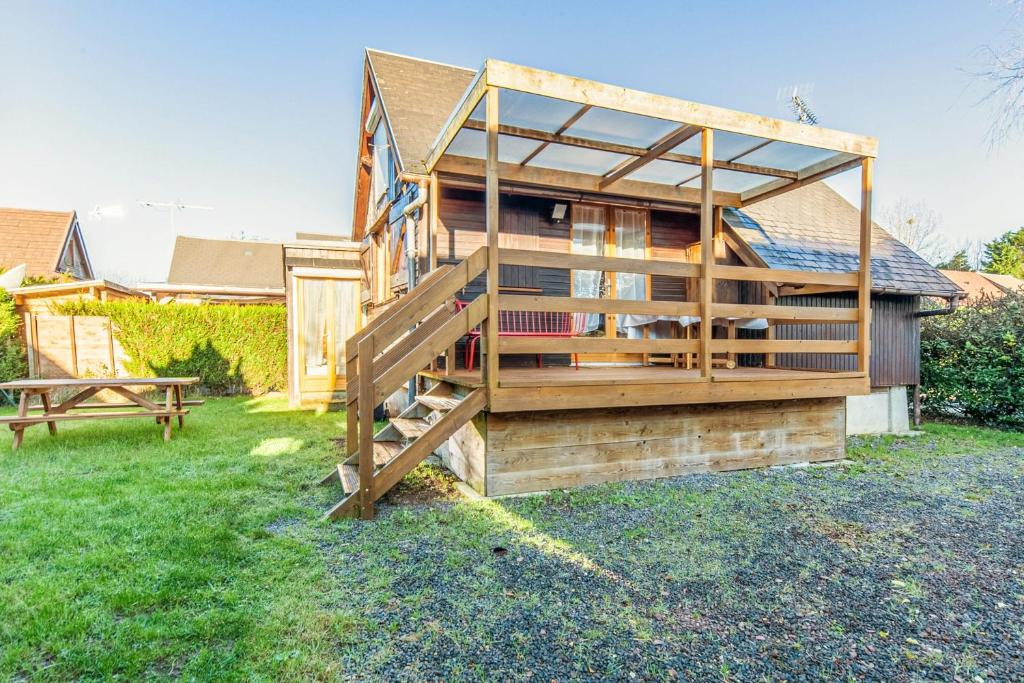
[319,443,1024,681]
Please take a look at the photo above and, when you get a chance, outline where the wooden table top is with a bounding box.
[0,377,200,390]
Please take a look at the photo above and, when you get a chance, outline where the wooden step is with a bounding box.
[372,440,403,466]
[415,395,461,412]
[339,464,360,494]
[391,418,430,439]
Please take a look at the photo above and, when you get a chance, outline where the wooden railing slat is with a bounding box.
[711,339,857,354]
[712,264,859,287]
[499,248,700,278]
[498,295,699,317]
[711,302,859,322]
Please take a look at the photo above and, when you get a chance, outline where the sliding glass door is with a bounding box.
[571,204,650,361]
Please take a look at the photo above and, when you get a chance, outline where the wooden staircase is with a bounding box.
[321,247,489,520]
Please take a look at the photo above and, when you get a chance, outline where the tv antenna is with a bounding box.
[777,84,820,126]
[137,199,213,233]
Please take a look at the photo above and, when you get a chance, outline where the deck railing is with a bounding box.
[486,247,866,375]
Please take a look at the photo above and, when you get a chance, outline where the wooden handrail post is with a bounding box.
[699,128,714,378]
[357,336,375,520]
[485,86,500,394]
[858,157,873,374]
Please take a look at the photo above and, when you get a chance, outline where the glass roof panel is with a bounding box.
[499,91,584,133]
[529,143,631,176]
[467,98,485,122]
[739,141,837,172]
[682,168,771,193]
[565,107,680,148]
[625,158,701,185]
[670,130,771,161]
[446,128,543,164]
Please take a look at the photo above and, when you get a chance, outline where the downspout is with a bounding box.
[400,176,430,406]
[914,294,960,318]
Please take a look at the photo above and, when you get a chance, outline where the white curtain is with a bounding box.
[333,280,359,368]
[615,209,647,338]
[572,205,606,334]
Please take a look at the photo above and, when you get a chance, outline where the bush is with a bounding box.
[920,292,1024,428]
[0,289,27,383]
[55,300,287,395]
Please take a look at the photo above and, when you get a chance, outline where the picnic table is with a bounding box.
[0,377,201,450]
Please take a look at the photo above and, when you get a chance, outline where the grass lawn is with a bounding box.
[2,396,1023,681]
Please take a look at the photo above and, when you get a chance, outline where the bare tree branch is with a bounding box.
[883,198,946,264]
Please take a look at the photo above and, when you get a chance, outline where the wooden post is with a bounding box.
[68,316,79,377]
[699,128,714,379]
[913,383,921,427]
[357,336,375,520]
[858,157,873,374]
[484,87,500,395]
[429,172,439,271]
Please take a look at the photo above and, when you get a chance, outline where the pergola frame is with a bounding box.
[423,58,876,391]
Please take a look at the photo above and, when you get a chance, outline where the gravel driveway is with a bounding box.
[320,430,1024,681]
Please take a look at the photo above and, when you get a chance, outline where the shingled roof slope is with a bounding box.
[167,236,284,290]
[724,183,961,297]
[366,49,476,174]
[0,207,76,277]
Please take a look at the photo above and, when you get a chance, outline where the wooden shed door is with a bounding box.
[296,277,360,394]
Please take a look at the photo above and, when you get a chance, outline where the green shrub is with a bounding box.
[920,292,1024,428]
[55,300,287,395]
[0,289,27,383]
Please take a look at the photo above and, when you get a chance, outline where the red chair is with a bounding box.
[456,300,586,371]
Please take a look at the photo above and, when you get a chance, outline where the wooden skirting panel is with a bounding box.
[482,397,845,496]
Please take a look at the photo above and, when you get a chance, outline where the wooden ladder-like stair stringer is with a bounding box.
[321,387,486,520]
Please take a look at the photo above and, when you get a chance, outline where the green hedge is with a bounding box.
[920,292,1024,429]
[55,301,287,395]
[0,289,27,384]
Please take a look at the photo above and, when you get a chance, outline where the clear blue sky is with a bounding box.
[1,1,1021,281]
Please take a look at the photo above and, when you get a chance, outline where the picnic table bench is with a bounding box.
[0,377,201,450]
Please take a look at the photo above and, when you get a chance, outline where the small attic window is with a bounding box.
[369,120,391,208]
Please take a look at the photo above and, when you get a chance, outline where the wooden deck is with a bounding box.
[421,365,869,412]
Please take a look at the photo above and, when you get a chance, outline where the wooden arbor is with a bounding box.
[423,59,878,397]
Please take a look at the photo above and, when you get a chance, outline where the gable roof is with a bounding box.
[366,49,476,174]
[940,270,1024,301]
[979,272,1024,294]
[724,183,961,298]
[167,236,284,290]
[0,207,80,278]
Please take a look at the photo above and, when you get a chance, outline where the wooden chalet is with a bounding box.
[322,49,959,520]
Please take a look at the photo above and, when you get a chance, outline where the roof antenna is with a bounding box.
[137,199,213,234]
[777,84,819,126]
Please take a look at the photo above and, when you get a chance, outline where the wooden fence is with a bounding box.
[23,313,128,379]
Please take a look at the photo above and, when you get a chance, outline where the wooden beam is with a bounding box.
[357,335,374,520]
[518,104,591,166]
[499,337,699,355]
[499,248,700,278]
[739,153,862,206]
[425,66,488,172]
[436,155,743,207]
[599,125,701,189]
[484,59,879,157]
[485,87,500,397]
[711,302,859,322]
[699,128,714,379]
[859,157,873,374]
[712,264,859,287]
[462,119,798,179]
[711,339,858,354]
[499,294,699,316]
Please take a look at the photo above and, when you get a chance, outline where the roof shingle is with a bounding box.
[167,236,284,289]
[0,207,76,277]
[724,184,961,297]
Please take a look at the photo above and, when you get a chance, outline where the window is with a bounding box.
[369,121,391,209]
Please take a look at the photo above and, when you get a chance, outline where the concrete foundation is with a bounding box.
[846,386,911,435]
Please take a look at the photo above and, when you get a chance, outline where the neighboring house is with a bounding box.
[138,236,286,304]
[940,269,1024,301]
[324,49,962,519]
[0,207,94,281]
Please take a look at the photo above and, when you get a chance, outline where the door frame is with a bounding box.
[294,274,362,396]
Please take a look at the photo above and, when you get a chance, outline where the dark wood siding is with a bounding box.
[774,293,920,387]
[650,210,697,302]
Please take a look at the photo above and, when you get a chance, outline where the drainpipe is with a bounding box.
[400,177,430,406]
[914,295,960,318]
